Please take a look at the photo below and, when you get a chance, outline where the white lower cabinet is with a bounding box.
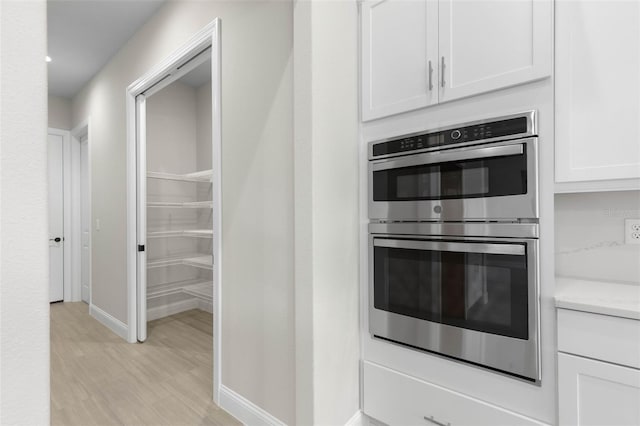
[558,353,640,426]
[363,361,546,426]
[557,307,640,426]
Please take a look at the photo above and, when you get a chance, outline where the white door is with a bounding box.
[555,0,640,183]
[361,0,438,121]
[80,137,91,303]
[48,133,65,302]
[136,94,148,342]
[438,0,552,103]
[558,353,640,425]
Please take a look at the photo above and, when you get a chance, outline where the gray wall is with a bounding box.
[48,95,72,130]
[71,1,295,422]
[0,0,50,423]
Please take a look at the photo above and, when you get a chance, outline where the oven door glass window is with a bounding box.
[373,151,527,201]
[373,239,529,339]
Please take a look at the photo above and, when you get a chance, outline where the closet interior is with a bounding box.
[145,57,214,322]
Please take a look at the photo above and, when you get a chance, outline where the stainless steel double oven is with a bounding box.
[367,111,541,382]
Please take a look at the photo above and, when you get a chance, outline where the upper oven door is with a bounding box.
[368,138,538,221]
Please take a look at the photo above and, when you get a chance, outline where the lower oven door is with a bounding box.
[369,232,540,382]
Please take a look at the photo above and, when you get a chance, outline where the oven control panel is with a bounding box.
[371,115,531,158]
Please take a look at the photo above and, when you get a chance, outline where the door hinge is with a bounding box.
[138,244,145,252]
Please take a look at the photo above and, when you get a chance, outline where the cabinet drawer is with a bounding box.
[557,309,640,369]
[363,361,546,426]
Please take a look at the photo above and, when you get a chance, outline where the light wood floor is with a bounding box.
[51,303,240,426]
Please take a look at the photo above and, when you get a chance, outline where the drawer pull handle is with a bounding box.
[424,416,450,426]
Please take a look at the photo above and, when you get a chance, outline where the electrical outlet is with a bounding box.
[625,219,640,244]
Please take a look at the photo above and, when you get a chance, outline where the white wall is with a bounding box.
[556,191,640,284]
[70,1,294,422]
[0,0,50,424]
[294,1,361,424]
[48,94,72,130]
[196,82,212,172]
[146,81,197,175]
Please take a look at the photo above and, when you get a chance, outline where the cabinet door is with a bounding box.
[438,0,552,103]
[556,1,640,183]
[361,0,438,121]
[558,353,640,426]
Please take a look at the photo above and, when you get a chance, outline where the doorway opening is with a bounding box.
[47,128,70,303]
[126,19,222,404]
[48,124,90,305]
[71,121,91,304]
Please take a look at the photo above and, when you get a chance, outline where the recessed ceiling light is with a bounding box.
[45,56,52,63]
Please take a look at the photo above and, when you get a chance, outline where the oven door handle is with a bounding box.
[370,143,524,172]
[374,238,525,256]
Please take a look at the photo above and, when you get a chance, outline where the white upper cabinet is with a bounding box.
[361,0,438,121]
[438,0,552,103]
[555,0,640,188]
[360,0,552,122]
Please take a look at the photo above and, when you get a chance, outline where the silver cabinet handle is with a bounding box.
[428,60,433,91]
[441,56,446,88]
[424,416,451,426]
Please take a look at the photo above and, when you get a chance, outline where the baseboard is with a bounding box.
[197,299,213,314]
[147,298,199,321]
[89,304,128,341]
[219,385,285,426]
[345,410,365,426]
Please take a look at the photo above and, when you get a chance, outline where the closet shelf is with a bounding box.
[147,229,213,239]
[183,255,213,269]
[147,169,213,183]
[147,279,213,302]
[147,254,213,270]
[147,200,213,209]
[182,282,213,302]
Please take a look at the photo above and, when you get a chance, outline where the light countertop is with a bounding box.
[555,277,640,321]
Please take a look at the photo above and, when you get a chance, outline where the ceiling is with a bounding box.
[47,0,165,99]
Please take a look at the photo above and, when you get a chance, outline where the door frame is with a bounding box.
[125,18,222,404]
[48,127,73,302]
[70,119,91,304]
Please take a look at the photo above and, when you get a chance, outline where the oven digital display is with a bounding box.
[372,116,528,157]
